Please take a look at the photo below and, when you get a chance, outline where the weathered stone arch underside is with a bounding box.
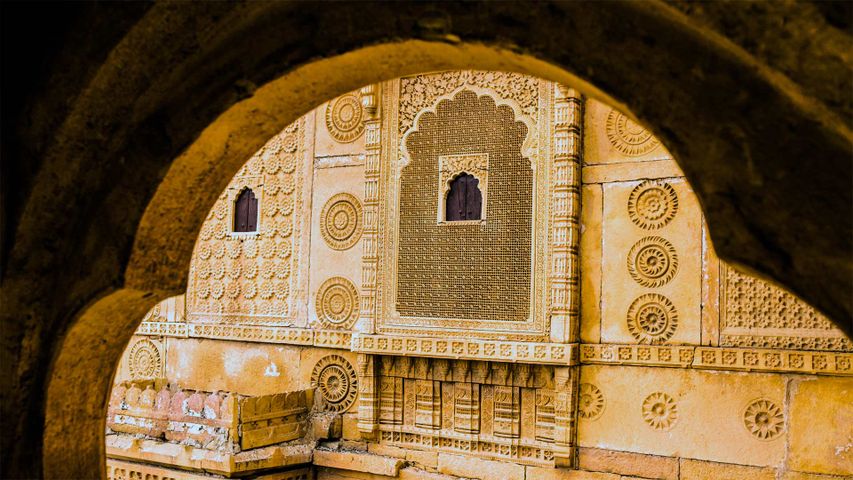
[1,2,850,478]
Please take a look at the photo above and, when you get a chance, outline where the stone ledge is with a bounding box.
[353,334,579,365]
[314,449,405,477]
[577,447,678,480]
[437,453,525,480]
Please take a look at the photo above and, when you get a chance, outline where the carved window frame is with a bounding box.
[226,176,264,239]
[437,153,489,225]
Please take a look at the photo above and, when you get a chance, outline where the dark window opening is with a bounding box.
[445,173,482,221]
[233,188,258,232]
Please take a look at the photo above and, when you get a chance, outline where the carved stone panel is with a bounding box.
[377,72,557,340]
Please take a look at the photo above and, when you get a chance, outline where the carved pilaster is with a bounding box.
[358,84,382,334]
[550,84,583,343]
[553,366,579,467]
[356,353,379,437]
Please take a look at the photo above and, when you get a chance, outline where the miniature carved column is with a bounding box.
[553,366,579,467]
[356,353,380,438]
[550,84,583,343]
[358,83,381,334]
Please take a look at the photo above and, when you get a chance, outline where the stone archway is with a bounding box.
[1,2,850,478]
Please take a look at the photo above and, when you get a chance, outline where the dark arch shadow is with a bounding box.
[1,2,849,478]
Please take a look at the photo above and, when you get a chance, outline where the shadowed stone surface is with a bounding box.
[1,2,850,478]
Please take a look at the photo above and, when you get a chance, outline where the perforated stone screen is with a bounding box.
[396,90,532,321]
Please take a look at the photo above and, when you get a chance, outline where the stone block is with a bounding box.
[679,458,776,480]
[600,179,703,345]
[525,465,620,479]
[582,99,670,165]
[406,449,439,469]
[399,468,461,480]
[316,467,390,480]
[341,440,368,451]
[437,453,524,480]
[367,443,407,459]
[313,413,343,441]
[580,184,603,344]
[781,471,853,480]
[788,376,853,476]
[314,449,404,477]
[577,447,678,480]
[342,413,361,440]
[578,366,786,467]
[581,159,683,184]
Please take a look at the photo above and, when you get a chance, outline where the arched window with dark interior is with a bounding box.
[445,173,482,221]
[233,188,258,232]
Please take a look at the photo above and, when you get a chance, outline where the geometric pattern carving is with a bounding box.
[128,339,162,379]
[581,344,853,376]
[577,383,605,420]
[743,398,784,441]
[721,265,852,351]
[627,293,679,344]
[627,180,679,230]
[325,93,364,143]
[315,277,359,330]
[605,109,660,157]
[187,120,303,324]
[641,392,677,431]
[396,89,532,322]
[311,355,358,413]
[320,193,363,251]
[627,236,679,288]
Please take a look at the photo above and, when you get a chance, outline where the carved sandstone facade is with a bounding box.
[108,71,852,480]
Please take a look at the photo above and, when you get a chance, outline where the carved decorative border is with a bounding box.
[352,333,579,365]
[581,343,853,376]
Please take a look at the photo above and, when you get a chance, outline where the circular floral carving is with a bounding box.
[642,392,677,430]
[320,193,363,251]
[311,355,358,412]
[316,277,359,329]
[198,244,212,260]
[578,383,605,420]
[128,339,161,379]
[743,398,784,441]
[627,236,679,288]
[627,294,678,344]
[325,94,364,143]
[628,180,679,230]
[606,110,660,157]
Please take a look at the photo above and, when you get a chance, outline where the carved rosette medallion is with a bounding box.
[320,193,363,250]
[325,94,364,143]
[627,294,679,344]
[311,355,358,412]
[605,110,660,156]
[627,236,679,287]
[316,277,360,329]
[642,392,677,430]
[743,399,784,441]
[628,180,679,230]
[578,383,605,420]
[128,339,161,379]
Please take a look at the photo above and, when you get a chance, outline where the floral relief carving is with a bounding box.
[316,277,360,330]
[627,180,679,230]
[577,383,605,420]
[312,355,358,413]
[743,398,784,441]
[627,293,679,344]
[642,392,677,431]
[627,236,679,288]
[128,339,162,379]
[320,193,363,251]
[605,109,660,156]
[325,93,364,143]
